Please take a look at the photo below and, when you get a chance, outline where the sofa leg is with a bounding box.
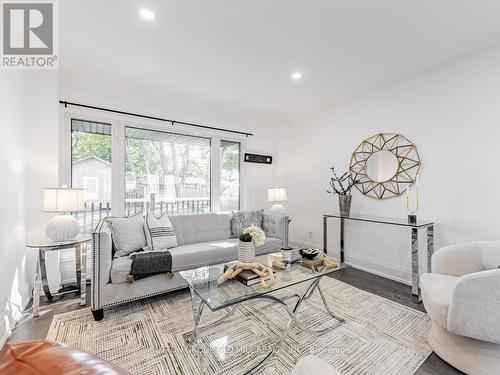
[92,309,104,321]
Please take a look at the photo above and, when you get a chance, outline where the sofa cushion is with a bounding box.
[231,209,264,237]
[421,273,458,329]
[109,237,282,283]
[170,237,281,271]
[480,242,500,270]
[169,212,232,246]
[106,213,147,257]
[110,256,133,284]
[144,212,177,251]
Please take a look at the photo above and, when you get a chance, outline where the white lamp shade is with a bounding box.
[43,188,84,213]
[268,187,287,202]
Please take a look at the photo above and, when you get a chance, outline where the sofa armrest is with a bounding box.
[91,219,113,310]
[263,214,288,246]
[448,269,500,344]
[432,242,485,276]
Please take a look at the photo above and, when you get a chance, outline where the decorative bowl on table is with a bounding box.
[299,248,320,260]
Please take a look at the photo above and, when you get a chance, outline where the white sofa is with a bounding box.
[421,241,500,375]
[91,212,288,320]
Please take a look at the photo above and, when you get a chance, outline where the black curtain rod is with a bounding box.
[59,100,253,137]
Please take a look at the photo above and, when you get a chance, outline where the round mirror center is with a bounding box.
[366,151,399,182]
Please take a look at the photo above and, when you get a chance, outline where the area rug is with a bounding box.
[47,277,431,374]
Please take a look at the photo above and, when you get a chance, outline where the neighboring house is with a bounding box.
[72,156,112,202]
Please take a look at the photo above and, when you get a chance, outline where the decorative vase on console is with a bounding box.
[238,225,266,263]
[327,167,358,216]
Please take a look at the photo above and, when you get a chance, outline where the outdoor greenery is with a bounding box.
[72,132,112,163]
[72,130,240,200]
[239,232,253,242]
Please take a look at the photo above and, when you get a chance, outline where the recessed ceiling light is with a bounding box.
[139,9,155,21]
[291,72,302,81]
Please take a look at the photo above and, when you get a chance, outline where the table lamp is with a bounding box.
[267,187,287,215]
[43,187,84,241]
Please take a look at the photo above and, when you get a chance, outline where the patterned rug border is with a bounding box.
[47,277,432,375]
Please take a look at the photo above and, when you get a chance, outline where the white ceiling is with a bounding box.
[60,0,500,124]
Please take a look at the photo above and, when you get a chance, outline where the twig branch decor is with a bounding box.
[327,167,357,195]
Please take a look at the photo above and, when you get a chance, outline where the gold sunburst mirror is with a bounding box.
[349,133,421,199]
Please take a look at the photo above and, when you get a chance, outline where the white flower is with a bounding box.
[243,225,266,246]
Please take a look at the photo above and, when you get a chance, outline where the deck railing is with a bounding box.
[73,201,112,234]
[74,197,211,234]
[124,197,211,218]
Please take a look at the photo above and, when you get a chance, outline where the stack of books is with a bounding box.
[301,257,325,270]
[223,265,275,286]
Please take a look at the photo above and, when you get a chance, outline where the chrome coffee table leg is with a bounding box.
[245,276,344,374]
[188,286,205,372]
[317,283,345,323]
[186,276,344,374]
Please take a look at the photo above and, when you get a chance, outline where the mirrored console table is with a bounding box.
[323,214,434,303]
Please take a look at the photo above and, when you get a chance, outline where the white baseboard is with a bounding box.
[289,239,411,286]
[345,255,411,285]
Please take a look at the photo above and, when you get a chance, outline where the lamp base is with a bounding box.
[45,215,80,242]
[269,204,285,215]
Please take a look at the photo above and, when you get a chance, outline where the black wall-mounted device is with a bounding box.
[244,153,272,164]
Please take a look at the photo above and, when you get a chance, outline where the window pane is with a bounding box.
[220,140,240,211]
[71,119,112,233]
[125,127,211,216]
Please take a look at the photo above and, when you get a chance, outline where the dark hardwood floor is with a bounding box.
[329,268,463,375]
[8,268,463,375]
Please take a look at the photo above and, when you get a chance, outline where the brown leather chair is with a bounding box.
[0,340,130,375]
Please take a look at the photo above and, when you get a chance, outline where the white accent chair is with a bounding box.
[421,241,500,375]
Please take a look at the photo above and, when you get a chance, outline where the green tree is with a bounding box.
[72,132,112,162]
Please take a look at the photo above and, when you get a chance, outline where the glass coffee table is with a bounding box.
[179,254,346,374]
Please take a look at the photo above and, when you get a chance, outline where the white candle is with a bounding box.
[406,187,409,198]
[416,175,420,188]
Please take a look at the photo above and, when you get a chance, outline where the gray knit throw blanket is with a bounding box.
[130,251,172,281]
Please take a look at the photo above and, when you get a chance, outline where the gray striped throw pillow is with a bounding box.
[144,211,177,251]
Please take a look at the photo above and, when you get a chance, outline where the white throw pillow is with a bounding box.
[480,242,500,269]
[106,213,147,257]
[144,211,178,251]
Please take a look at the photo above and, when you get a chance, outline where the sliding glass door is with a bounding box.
[124,127,211,216]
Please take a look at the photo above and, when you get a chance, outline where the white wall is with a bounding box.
[0,72,28,345]
[24,71,61,292]
[0,70,59,345]
[280,46,500,283]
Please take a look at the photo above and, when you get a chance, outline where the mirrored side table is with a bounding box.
[26,234,91,317]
